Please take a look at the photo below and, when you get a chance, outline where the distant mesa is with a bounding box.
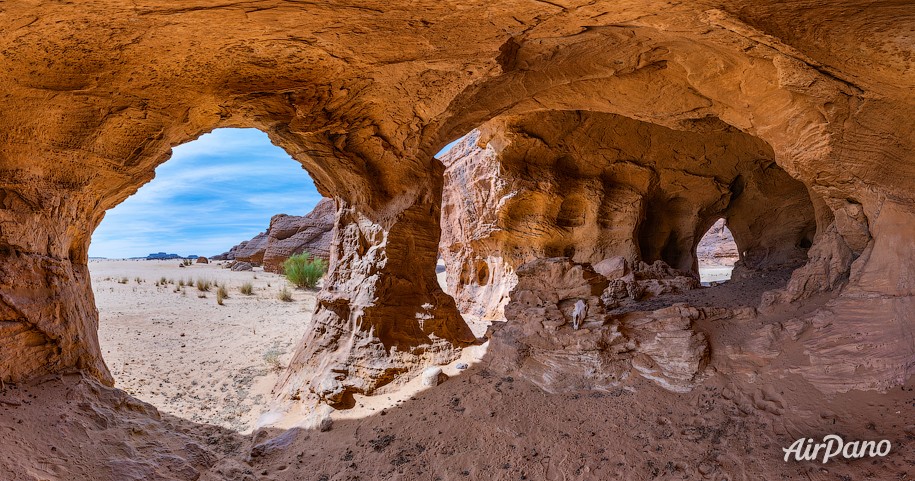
[144,252,199,260]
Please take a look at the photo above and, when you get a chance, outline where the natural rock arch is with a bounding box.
[440,110,819,318]
[1,1,913,413]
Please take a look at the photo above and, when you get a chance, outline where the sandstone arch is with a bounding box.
[440,110,819,317]
[1,0,913,410]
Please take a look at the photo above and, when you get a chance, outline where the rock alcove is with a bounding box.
[1,2,914,478]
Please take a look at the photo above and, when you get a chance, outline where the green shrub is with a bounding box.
[282,253,328,289]
[263,350,284,372]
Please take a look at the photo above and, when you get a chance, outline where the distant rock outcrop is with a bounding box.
[214,199,336,273]
[145,252,181,260]
[263,199,336,273]
[696,219,740,268]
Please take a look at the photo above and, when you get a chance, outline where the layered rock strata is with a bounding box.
[1,0,913,401]
[215,198,335,273]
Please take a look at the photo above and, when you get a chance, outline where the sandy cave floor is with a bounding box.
[0,260,912,480]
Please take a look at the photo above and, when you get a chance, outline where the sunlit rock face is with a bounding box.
[219,198,336,272]
[440,112,817,323]
[0,0,913,401]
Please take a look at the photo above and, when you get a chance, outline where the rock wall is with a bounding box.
[440,112,817,321]
[488,257,710,394]
[696,219,740,268]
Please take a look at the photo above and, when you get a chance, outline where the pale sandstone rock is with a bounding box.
[490,258,709,393]
[421,367,447,387]
[696,219,740,267]
[593,257,630,280]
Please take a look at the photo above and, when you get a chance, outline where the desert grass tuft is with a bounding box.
[278,286,293,302]
[239,282,254,295]
[196,278,212,292]
[263,350,284,372]
[216,283,228,303]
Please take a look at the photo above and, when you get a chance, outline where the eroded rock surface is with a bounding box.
[262,198,336,273]
[441,113,815,323]
[0,0,913,408]
[696,219,739,268]
[218,198,336,272]
[489,258,710,393]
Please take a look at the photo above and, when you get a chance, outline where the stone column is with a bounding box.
[0,188,111,385]
[274,168,476,408]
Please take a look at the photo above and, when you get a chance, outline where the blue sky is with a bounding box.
[89,128,322,258]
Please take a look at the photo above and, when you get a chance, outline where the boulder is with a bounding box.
[420,367,447,387]
[593,256,629,280]
[231,262,253,272]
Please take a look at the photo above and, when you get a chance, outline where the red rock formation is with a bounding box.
[230,233,269,266]
[217,198,336,272]
[262,198,336,273]
[0,0,912,407]
[440,113,816,322]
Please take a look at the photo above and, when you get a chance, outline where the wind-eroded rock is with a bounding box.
[217,199,335,272]
[489,258,710,393]
[441,113,816,323]
[1,0,914,402]
[262,199,336,273]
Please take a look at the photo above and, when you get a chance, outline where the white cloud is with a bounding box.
[89,128,321,258]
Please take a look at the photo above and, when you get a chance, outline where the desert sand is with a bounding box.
[91,260,314,432]
[3,2,915,479]
[1,267,911,480]
[90,259,484,433]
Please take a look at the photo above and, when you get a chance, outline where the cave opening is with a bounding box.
[435,111,824,326]
[89,128,324,432]
[696,218,739,285]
